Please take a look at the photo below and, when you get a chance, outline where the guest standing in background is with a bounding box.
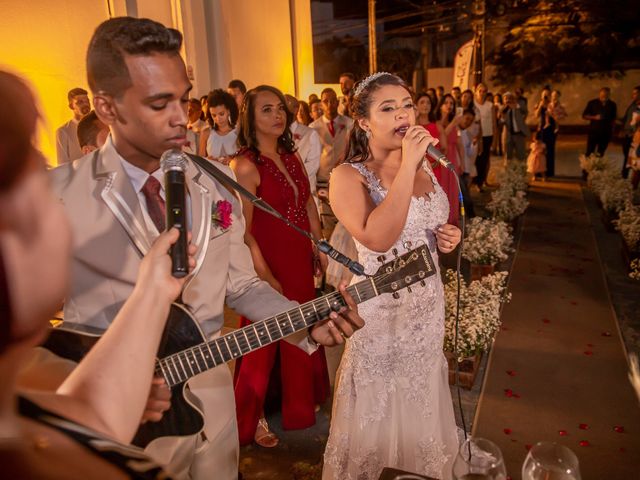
[527,131,547,181]
[426,87,438,110]
[515,87,528,116]
[186,98,208,154]
[536,90,557,177]
[297,100,312,126]
[492,93,504,156]
[55,87,91,164]
[338,72,355,117]
[76,110,109,155]
[227,79,247,109]
[451,86,462,107]
[430,94,461,226]
[500,92,530,162]
[473,83,494,190]
[583,87,617,157]
[620,86,640,178]
[459,108,478,217]
[232,85,330,448]
[199,89,239,164]
[415,92,434,127]
[285,94,322,197]
[309,98,323,121]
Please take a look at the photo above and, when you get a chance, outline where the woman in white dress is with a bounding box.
[199,88,239,164]
[323,73,461,480]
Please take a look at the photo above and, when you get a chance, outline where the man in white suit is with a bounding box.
[55,87,91,165]
[49,17,363,480]
[285,94,321,195]
[310,88,353,184]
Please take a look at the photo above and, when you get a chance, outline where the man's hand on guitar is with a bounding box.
[141,376,172,424]
[310,283,364,346]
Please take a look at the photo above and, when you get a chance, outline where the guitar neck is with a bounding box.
[156,278,380,387]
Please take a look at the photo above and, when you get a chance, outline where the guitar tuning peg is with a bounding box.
[392,248,399,257]
[377,255,386,263]
[406,286,412,293]
[392,292,400,299]
[403,240,412,249]
[420,280,426,287]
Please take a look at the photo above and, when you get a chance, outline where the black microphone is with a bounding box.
[160,149,189,278]
[425,144,455,171]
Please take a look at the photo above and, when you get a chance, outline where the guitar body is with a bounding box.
[43,304,207,448]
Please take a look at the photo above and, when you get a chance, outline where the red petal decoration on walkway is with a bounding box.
[559,430,568,436]
[542,318,551,323]
[584,351,594,356]
[601,332,612,337]
[579,440,590,447]
[503,428,512,435]
[570,301,578,305]
[504,389,513,397]
[506,370,516,376]
[525,444,532,451]
[579,423,589,430]
[613,426,624,433]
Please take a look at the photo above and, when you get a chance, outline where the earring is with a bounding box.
[365,130,371,139]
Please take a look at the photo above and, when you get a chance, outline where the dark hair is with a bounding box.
[68,87,88,102]
[86,17,183,98]
[462,108,475,117]
[237,85,296,157]
[345,73,412,164]
[297,100,312,125]
[309,98,321,107]
[435,93,456,123]
[452,86,461,93]
[207,89,239,130]
[415,92,434,123]
[188,98,200,108]
[77,110,106,148]
[340,72,355,81]
[321,87,337,98]
[228,79,247,94]
[0,71,40,191]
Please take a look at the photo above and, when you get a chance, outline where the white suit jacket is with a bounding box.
[309,115,354,182]
[290,121,321,192]
[50,136,312,351]
[55,119,83,165]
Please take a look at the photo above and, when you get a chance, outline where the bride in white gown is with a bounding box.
[322,73,461,480]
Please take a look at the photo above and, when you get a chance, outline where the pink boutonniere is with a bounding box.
[293,133,302,141]
[212,200,233,230]
[339,124,346,132]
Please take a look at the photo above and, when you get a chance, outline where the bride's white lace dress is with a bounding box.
[322,162,459,480]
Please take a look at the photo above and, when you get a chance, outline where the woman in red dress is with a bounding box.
[231,85,329,447]
[425,94,461,226]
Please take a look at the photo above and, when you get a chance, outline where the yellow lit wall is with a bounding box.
[0,0,110,165]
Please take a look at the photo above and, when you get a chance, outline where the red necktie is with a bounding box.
[141,176,166,232]
[328,119,335,137]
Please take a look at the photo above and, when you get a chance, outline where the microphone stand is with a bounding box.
[186,153,367,277]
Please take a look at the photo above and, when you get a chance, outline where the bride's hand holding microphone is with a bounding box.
[401,125,439,170]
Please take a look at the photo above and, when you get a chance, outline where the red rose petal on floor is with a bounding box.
[525,444,532,451]
[503,428,512,435]
[570,301,578,305]
[506,370,516,376]
[587,343,594,348]
[510,438,517,443]
[542,318,551,323]
[614,426,625,433]
[579,423,589,430]
[579,440,590,447]
[601,332,612,337]
[504,389,514,397]
[558,430,568,436]
[584,351,594,356]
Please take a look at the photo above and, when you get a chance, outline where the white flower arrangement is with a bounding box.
[579,153,610,173]
[462,217,514,265]
[443,269,511,361]
[613,201,640,251]
[487,188,529,221]
[630,259,640,281]
[497,161,528,194]
[598,178,633,213]
[588,167,619,199]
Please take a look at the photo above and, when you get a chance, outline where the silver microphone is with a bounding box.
[425,144,455,171]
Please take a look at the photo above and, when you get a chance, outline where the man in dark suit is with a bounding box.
[583,87,617,156]
[500,92,530,162]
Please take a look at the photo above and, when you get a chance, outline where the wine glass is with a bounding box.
[522,442,581,480]
[452,437,508,480]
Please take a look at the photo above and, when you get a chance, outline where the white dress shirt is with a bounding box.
[55,118,83,165]
[290,121,321,193]
[474,100,494,137]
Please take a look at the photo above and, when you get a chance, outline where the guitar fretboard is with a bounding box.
[156,278,380,387]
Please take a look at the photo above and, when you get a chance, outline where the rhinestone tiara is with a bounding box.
[353,72,392,97]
